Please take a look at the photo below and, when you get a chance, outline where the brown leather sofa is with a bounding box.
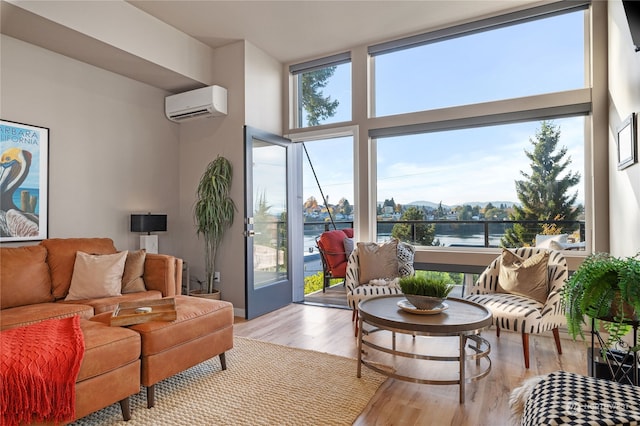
[0,238,186,422]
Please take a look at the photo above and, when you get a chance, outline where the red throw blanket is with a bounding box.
[1,316,85,426]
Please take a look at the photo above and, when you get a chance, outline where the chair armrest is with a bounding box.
[469,257,501,294]
[143,254,182,297]
[540,251,568,324]
[345,249,360,293]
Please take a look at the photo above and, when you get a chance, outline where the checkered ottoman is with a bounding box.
[517,371,640,426]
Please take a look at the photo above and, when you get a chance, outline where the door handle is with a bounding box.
[245,230,256,237]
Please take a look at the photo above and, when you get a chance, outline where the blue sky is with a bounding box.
[302,10,586,209]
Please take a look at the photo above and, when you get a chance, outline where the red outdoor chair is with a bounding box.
[315,228,354,292]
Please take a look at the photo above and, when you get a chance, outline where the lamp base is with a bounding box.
[140,235,158,254]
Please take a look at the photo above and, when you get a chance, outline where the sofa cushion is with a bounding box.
[41,238,117,299]
[122,249,147,293]
[0,245,54,309]
[357,239,400,285]
[0,303,94,331]
[76,319,141,382]
[497,249,550,303]
[65,251,128,301]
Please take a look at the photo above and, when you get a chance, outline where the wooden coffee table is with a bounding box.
[357,295,492,403]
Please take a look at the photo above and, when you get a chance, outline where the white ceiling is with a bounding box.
[0,0,546,92]
[128,0,545,64]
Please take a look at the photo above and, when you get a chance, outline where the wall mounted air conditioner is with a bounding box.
[165,85,227,122]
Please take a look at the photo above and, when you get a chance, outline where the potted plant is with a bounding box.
[193,155,236,298]
[562,252,640,350]
[399,275,455,310]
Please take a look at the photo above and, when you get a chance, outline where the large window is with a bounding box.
[287,1,596,260]
[375,116,586,248]
[290,53,352,128]
[371,6,586,117]
[368,2,590,250]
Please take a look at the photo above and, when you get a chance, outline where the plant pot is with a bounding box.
[404,295,445,310]
[189,289,221,300]
[609,297,637,321]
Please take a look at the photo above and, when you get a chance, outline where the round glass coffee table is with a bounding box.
[357,295,492,403]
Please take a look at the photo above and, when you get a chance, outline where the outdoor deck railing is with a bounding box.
[303,219,585,248]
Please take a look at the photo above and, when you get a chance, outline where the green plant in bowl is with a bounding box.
[399,276,455,310]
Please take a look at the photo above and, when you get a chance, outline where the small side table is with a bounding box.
[590,316,639,385]
[182,261,190,295]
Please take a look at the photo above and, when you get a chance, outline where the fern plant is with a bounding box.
[561,252,640,351]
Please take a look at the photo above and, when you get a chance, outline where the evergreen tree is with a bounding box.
[383,198,396,209]
[457,204,474,221]
[254,192,274,247]
[392,206,439,246]
[301,68,339,126]
[337,197,353,217]
[502,121,583,247]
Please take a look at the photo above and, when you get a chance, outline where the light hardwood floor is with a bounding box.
[234,302,589,426]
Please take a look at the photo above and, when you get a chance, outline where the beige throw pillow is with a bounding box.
[122,249,147,293]
[65,251,128,301]
[357,239,399,285]
[497,249,550,303]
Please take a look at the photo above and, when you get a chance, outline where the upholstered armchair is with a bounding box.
[345,239,415,335]
[465,247,568,368]
[315,229,354,292]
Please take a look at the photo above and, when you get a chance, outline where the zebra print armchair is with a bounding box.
[465,247,568,368]
[345,241,415,336]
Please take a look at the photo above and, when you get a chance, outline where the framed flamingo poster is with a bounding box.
[0,119,49,242]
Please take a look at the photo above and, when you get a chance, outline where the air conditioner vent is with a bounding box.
[165,86,227,122]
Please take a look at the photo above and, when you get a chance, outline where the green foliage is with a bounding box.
[301,67,339,126]
[561,252,640,350]
[391,206,439,246]
[253,191,274,247]
[304,272,342,295]
[502,121,583,247]
[194,156,236,293]
[337,197,353,217]
[399,276,455,298]
[416,270,464,285]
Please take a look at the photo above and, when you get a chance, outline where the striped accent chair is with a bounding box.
[345,241,415,336]
[465,248,568,368]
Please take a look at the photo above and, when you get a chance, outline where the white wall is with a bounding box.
[245,41,283,134]
[608,1,640,257]
[0,35,181,254]
[177,40,283,316]
[1,34,284,316]
[178,41,248,313]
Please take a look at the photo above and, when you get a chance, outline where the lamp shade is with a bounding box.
[130,214,167,233]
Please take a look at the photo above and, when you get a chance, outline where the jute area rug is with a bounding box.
[70,337,386,425]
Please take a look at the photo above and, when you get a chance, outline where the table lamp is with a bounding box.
[130,213,167,254]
